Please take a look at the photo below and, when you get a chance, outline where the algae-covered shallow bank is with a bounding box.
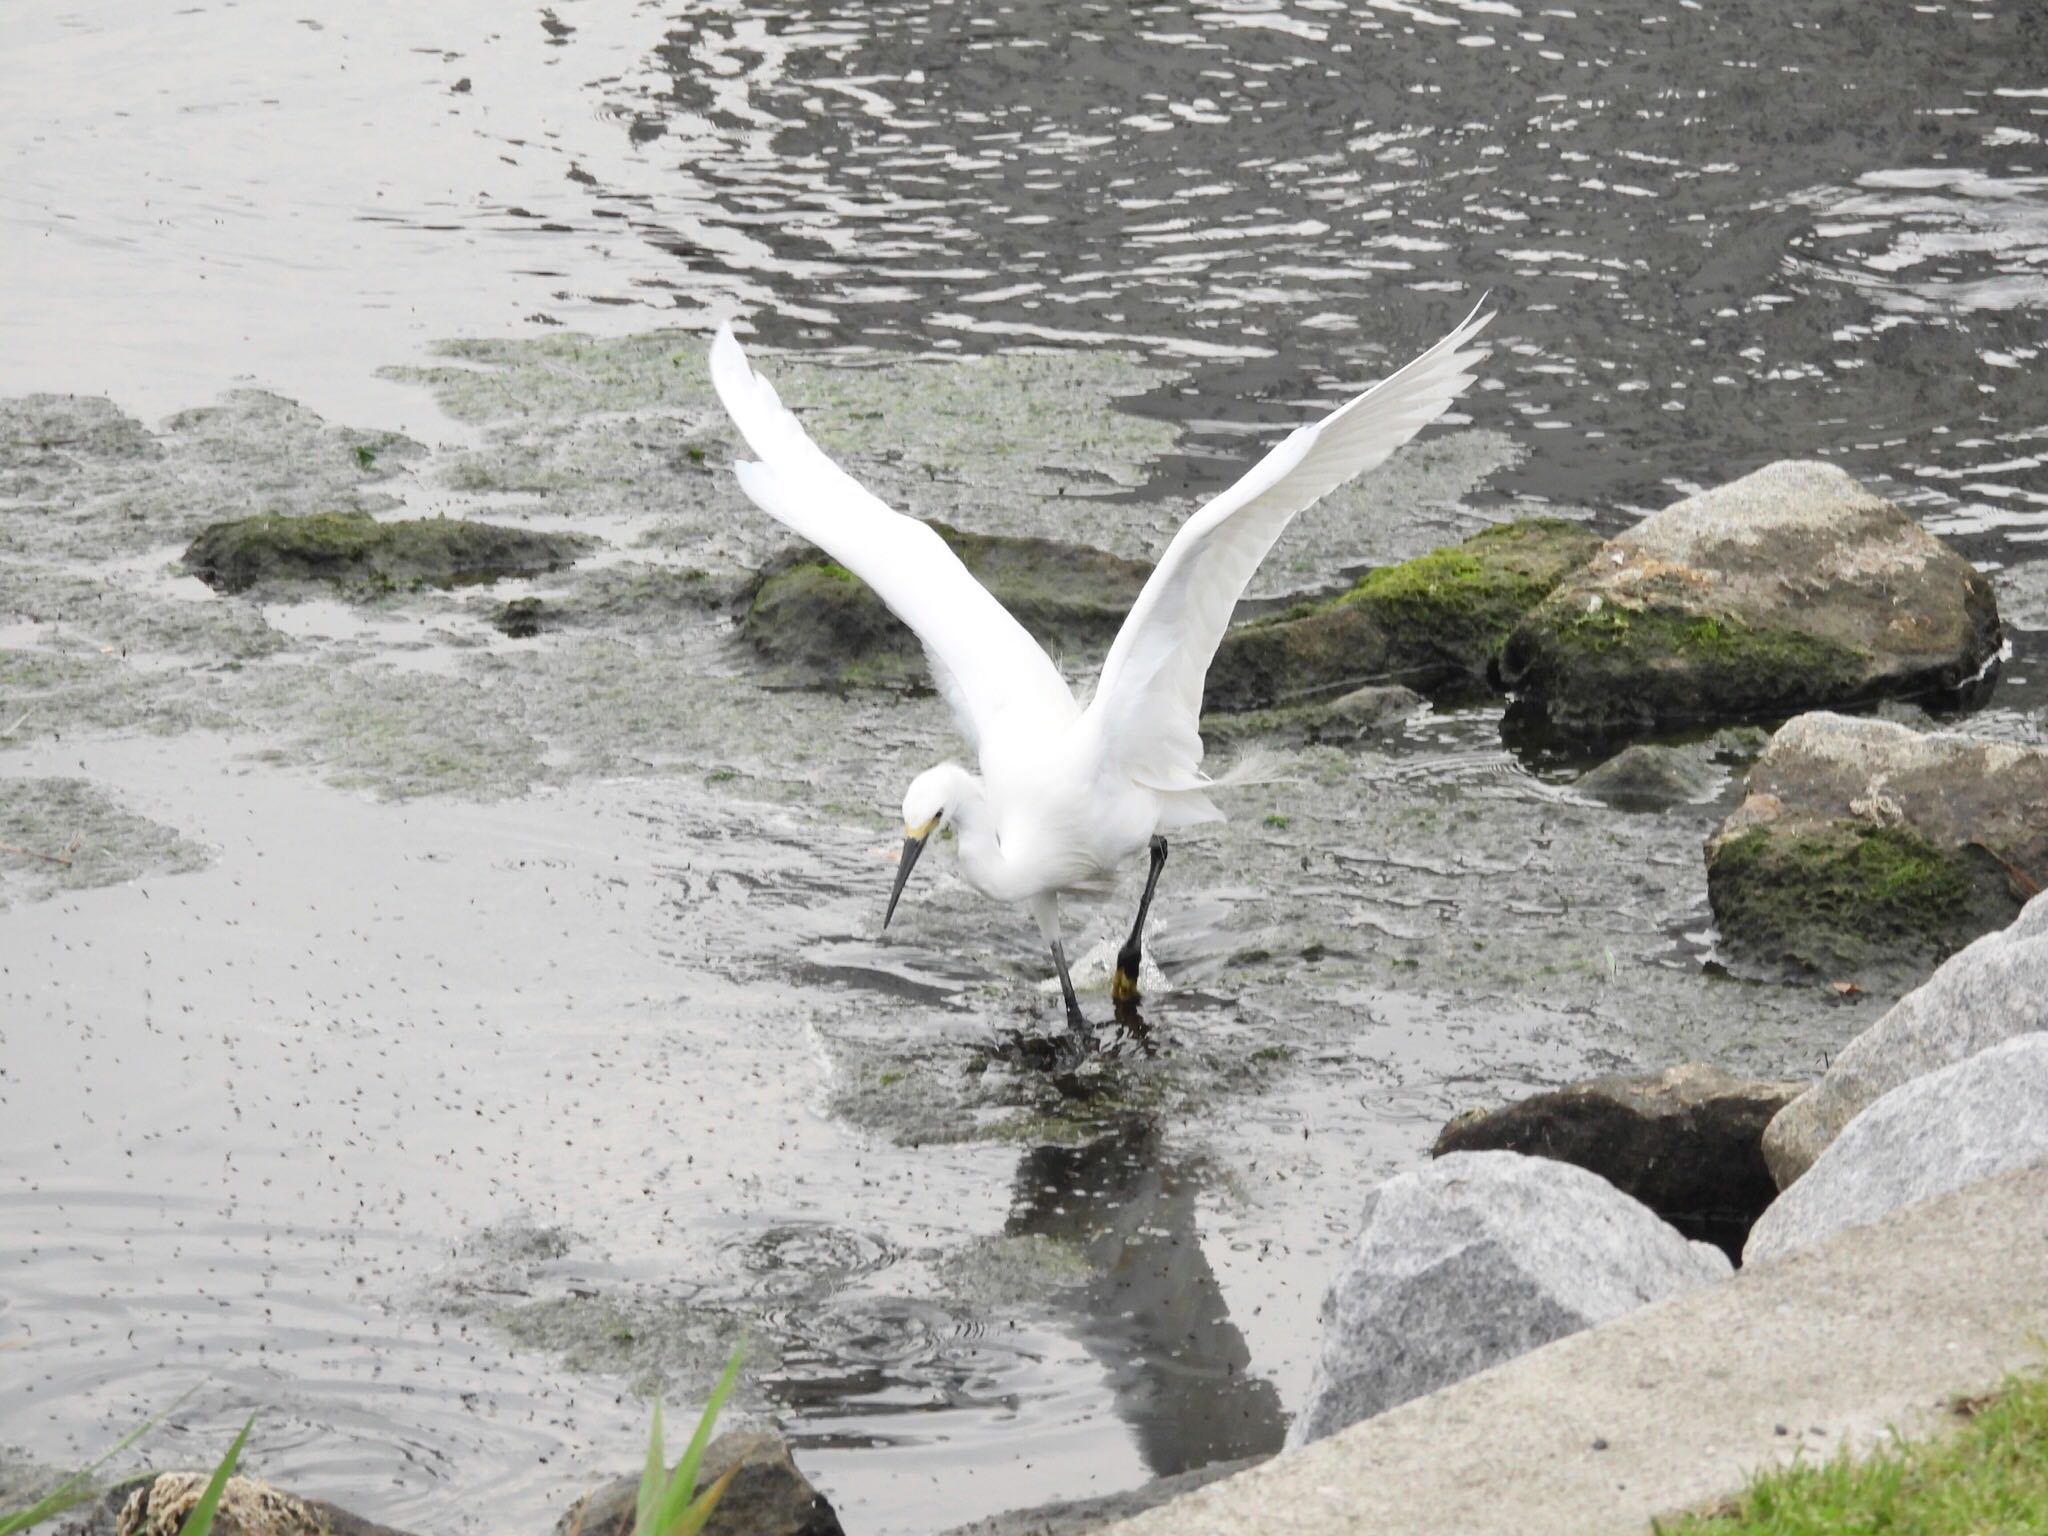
[0,327,2030,1536]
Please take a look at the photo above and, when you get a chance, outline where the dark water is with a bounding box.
[546,1,2048,535]
[4,4,2047,1534]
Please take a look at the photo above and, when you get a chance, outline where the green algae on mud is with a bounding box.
[182,510,594,596]
[1203,517,1601,711]
[1705,824,2018,981]
[386,330,1181,493]
[0,776,209,906]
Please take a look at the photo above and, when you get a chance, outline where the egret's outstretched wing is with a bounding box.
[1085,303,1493,789]
[710,324,1080,756]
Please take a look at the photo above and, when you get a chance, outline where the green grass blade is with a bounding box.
[0,1385,201,1536]
[662,1465,739,1536]
[651,1344,744,1535]
[635,1401,666,1536]
[173,1416,251,1536]
[0,1482,92,1536]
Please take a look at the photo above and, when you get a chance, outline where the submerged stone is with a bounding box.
[1202,518,1601,711]
[1574,728,1765,811]
[1705,712,2048,981]
[1498,461,2002,739]
[183,510,593,595]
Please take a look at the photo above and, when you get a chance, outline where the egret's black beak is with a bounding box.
[883,821,935,929]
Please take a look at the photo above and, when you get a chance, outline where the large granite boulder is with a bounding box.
[183,510,591,595]
[1202,518,1601,711]
[555,1429,842,1536]
[1290,1152,1729,1446]
[1498,461,2001,738]
[1763,892,2048,1186]
[1745,1033,2048,1265]
[1433,1064,1802,1260]
[1705,713,2048,981]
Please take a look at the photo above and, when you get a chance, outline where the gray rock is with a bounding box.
[1745,1034,2048,1265]
[1499,461,2002,737]
[1705,712,2047,982]
[555,1429,842,1536]
[1290,1152,1730,1446]
[1200,683,1423,747]
[1763,892,2048,1185]
[1575,728,1765,810]
[1433,1064,1803,1260]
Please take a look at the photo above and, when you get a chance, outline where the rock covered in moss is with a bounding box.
[1498,461,2002,738]
[741,517,1594,702]
[555,1429,843,1536]
[740,521,1150,687]
[493,596,546,637]
[183,510,593,595]
[1203,518,1601,712]
[1705,712,2048,980]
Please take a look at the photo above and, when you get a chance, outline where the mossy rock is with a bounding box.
[1704,711,2048,982]
[1202,518,1602,712]
[1706,825,2017,980]
[741,520,1151,687]
[1502,601,1873,737]
[1499,461,2002,739]
[183,510,593,595]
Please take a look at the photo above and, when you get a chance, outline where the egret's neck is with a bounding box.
[946,777,1020,900]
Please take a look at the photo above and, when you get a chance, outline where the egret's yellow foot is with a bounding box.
[1111,967,1141,1005]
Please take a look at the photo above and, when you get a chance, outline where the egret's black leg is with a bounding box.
[1113,836,1169,1006]
[1049,938,1088,1034]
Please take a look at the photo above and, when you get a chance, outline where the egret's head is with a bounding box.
[885,763,971,928]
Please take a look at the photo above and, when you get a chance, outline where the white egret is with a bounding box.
[710,306,1492,1033]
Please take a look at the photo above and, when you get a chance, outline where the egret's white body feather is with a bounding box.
[709,307,1491,966]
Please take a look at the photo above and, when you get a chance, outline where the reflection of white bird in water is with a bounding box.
[710,306,1491,1035]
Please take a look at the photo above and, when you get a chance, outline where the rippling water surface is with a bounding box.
[3,4,2046,1533]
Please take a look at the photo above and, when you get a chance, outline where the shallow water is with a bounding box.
[3,4,2047,1534]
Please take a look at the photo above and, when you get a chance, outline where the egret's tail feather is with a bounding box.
[1202,745,1297,791]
